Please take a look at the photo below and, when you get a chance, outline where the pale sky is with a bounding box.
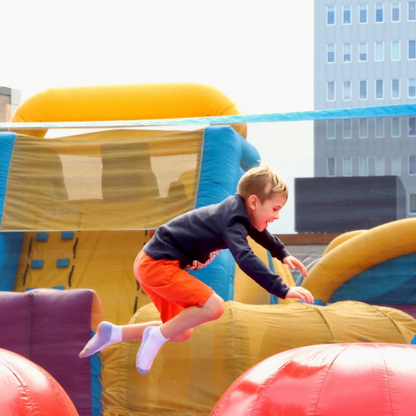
[0,0,315,233]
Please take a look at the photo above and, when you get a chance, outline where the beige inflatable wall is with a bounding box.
[102,300,416,415]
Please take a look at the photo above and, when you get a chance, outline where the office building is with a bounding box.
[0,87,20,122]
[305,0,416,232]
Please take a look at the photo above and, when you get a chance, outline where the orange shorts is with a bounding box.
[133,250,215,322]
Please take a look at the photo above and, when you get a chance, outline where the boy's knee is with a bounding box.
[214,297,226,319]
[205,294,226,321]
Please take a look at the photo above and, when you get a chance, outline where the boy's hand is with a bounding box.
[286,286,315,304]
[283,255,308,277]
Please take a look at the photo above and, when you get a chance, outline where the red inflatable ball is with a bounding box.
[0,348,78,416]
[211,343,416,416]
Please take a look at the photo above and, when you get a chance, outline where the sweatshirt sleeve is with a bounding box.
[223,220,290,299]
[249,227,291,262]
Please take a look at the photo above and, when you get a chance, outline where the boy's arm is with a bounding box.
[249,228,308,277]
[248,227,290,262]
[225,223,314,302]
[286,286,314,304]
[223,221,290,298]
[283,255,308,277]
[249,227,308,284]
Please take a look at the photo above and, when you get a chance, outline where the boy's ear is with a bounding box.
[248,195,258,210]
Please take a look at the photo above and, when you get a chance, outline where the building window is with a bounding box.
[327,120,336,139]
[343,119,352,139]
[410,194,416,214]
[343,5,352,24]
[359,4,368,23]
[409,2,416,21]
[327,158,336,176]
[391,41,400,60]
[375,3,384,22]
[409,40,416,59]
[343,157,352,176]
[343,81,352,100]
[375,80,384,99]
[409,155,416,175]
[392,155,401,175]
[359,118,368,138]
[409,79,416,97]
[343,43,352,62]
[327,81,335,101]
[375,118,384,138]
[409,117,416,136]
[375,41,384,61]
[327,5,335,25]
[392,2,400,21]
[326,43,335,64]
[359,157,369,176]
[359,80,367,100]
[359,42,368,61]
[392,79,401,98]
[392,117,401,137]
[375,156,385,175]
[327,44,335,63]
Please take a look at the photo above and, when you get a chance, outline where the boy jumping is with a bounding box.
[79,165,314,374]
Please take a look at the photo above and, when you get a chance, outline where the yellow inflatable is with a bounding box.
[303,218,416,303]
[11,83,247,138]
[102,300,416,415]
[8,83,416,416]
[322,229,366,255]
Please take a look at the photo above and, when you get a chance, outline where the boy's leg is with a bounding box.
[80,250,162,359]
[136,326,169,375]
[79,320,161,358]
[79,321,122,358]
[136,293,225,374]
[160,293,225,339]
[134,251,224,374]
[122,321,162,340]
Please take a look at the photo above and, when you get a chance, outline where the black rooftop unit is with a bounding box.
[295,176,406,233]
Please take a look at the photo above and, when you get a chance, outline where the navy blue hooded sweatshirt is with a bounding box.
[144,194,291,298]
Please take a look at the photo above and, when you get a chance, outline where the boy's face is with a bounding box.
[247,191,287,232]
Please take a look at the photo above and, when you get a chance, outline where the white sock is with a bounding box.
[136,326,169,375]
[79,321,122,358]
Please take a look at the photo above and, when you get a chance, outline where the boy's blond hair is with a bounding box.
[237,165,288,202]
